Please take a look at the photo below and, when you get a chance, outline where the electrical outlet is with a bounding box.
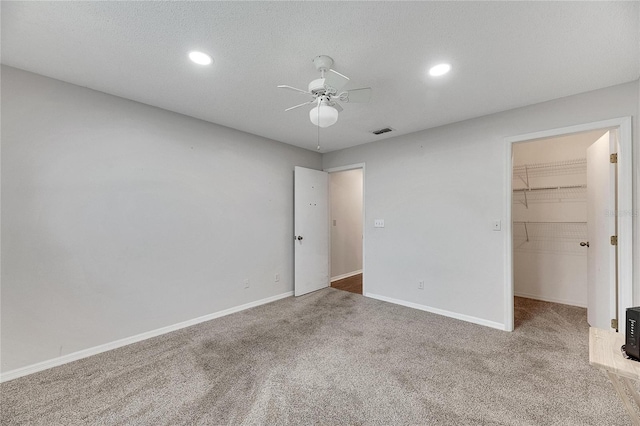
[418,281,424,290]
[244,279,250,289]
[374,219,385,228]
[275,273,280,282]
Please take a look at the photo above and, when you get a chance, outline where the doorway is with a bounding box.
[504,117,633,333]
[511,130,610,327]
[326,164,365,295]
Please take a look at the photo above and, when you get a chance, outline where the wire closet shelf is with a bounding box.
[512,158,588,255]
[513,158,587,208]
[513,221,587,255]
[513,158,586,182]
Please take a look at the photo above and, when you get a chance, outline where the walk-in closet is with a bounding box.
[512,130,610,312]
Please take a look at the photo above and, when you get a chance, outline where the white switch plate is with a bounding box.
[492,220,501,231]
[374,219,385,228]
[244,278,250,288]
[418,281,424,290]
[275,274,280,282]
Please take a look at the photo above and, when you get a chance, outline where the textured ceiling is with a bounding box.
[2,1,638,152]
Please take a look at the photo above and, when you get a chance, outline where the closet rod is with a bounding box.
[513,184,586,192]
[513,221,587,224]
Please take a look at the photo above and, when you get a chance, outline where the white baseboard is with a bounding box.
[514,292,587,308]
[0,291,293,383]
[365,293,506,331]
[330,269,363,282]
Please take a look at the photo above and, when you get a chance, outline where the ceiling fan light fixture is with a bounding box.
[309,101,338,128]
[429,63,451,77]
[279,55,370,133]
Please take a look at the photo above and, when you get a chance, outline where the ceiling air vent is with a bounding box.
[372,127,394,135]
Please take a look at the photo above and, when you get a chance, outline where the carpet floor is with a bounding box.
[0,289,630,425]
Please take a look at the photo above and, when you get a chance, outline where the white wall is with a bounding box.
[323,80,639,328]
[330,169,363,279]
[512,131,605,307]
[0,66,322,373]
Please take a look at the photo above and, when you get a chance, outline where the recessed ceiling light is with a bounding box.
[189,51,213,65]
[429,63,451,77]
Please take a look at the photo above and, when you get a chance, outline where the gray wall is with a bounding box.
[323,80,639,326]
[1,66,322,372]
[330,169,363,279]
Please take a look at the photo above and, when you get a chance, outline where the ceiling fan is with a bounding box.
[278,55,372,128]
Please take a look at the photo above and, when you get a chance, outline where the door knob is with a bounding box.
[580,241,589,247]
[296,236,303,241]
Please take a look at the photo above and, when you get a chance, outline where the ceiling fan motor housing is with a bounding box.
[309,78,339,96]
[308,78,326,95]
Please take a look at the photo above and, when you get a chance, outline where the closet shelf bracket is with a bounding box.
[517,165,530,189]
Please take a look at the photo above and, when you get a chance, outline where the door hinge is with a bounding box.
[610,153,618,163]
[611,319,618,329]
[611,235,618,245]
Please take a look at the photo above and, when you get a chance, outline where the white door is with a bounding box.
[586,131,617,329]
[294,166,329,296]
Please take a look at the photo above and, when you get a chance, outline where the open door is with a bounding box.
[586,131,617,330]
[294,166,329,296]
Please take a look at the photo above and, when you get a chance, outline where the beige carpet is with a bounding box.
[0,289,630,425]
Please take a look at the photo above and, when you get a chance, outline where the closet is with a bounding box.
[512,130,607,308]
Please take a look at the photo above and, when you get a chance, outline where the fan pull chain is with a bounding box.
[317,99,321,151]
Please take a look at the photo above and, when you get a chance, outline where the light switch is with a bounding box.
[374,219,385,228]
[492,220,501,231]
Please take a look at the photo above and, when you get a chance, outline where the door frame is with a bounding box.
[503,117,633,332]
[324,163,366,295]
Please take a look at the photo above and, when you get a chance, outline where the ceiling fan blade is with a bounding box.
[277,85,311,95]
[342,87,372,103]
[324,69,350,92]
[284,100,314,112]
[332,102,343,113]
